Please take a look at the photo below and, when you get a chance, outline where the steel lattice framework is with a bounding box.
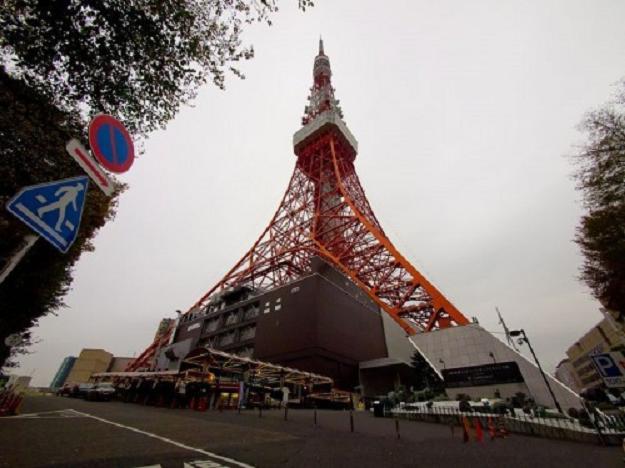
[191,129,468,335]
[191,40,468,335]
[127,40,468,371]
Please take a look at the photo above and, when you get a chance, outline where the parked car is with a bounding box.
[76,383,95,399]
[57,384,80,398]
[84,382,116,401]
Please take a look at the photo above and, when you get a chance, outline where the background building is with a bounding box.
[160,257,413,391]
[555,358,581,393]
[107,357,134,372]
[60,349,133,386]
[49,356,76,389]
[409,324,581,410]
[6,375,31,392]
[64,349,113,384]
[563,311,625,391]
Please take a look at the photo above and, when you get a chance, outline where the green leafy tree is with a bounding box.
[410,350,444,394]
[0,1,312,370]
[0,67,122,368]
[574,84,625,319]
[0,0,313,135]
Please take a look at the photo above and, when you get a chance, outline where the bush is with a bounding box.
[567,407,579,419]
[414,389,435,402]
[578,409,593,428]
[459,400,472,412]
[511,392,527,409]
[596,401,616,411]
[493,401,510,415]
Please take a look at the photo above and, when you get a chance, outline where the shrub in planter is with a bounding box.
[459,399,472,412]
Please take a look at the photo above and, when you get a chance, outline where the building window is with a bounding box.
[240,326,256,341]
[291,286,300,294]
[224,312,239,326]
[275,304,282,311]
[238,347,254,358]
[204,318,220,333]
[219,332,236,346]
[244,303,260,320]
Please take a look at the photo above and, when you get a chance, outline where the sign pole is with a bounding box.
[0,235,38,286]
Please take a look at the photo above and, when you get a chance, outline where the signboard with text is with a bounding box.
[442,362,525,388]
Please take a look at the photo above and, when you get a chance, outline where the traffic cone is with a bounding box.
[496,416,509,438]
[197,396,205,411]
[462,416,471,443]
[474,417,484,442]
[9,394,23,415]
[487,416,496,441]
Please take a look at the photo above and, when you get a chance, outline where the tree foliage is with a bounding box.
[0,67,122,368]
[575,84,625,317]
[410,350,444,393]
[0,1,312,371]
[0,0,313,135]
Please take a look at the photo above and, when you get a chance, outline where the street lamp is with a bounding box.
[438,358,446,369]
[509,329,563,413]
[488,352,496,363]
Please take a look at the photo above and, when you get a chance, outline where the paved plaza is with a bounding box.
[0,395,621,467]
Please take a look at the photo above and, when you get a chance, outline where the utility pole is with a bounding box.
[510,329,563,413]
[0,235,38,286]
[496,307,518,351]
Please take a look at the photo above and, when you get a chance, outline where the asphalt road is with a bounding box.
[0,395,621,468]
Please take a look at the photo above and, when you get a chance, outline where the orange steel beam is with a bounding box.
[181,132,469,334]
[326,138,469,333]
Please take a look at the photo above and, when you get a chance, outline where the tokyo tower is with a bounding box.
[129,40,469,371]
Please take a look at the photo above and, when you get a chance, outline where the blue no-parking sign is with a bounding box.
[88,114,135,173]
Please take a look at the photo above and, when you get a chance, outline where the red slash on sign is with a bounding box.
[65,139,114,196]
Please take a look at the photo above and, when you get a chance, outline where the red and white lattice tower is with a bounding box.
[128,40,469,371]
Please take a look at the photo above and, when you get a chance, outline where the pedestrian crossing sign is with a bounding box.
[6,176,89,253]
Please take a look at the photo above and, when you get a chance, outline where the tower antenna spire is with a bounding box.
[319,36,324,55]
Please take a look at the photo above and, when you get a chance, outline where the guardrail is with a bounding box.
[390,405,625,446]
[0,389,23,416]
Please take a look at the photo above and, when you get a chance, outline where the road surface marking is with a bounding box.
[68,409,254,468]
[5,409,84,419]
[185,461,230,468]
[134,462,230,468]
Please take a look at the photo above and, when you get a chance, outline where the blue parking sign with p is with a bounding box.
[591,352,625,388]
[593,354,621,377]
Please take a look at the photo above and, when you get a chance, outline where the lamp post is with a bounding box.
[488,352,496,364]
[510,329,563,413]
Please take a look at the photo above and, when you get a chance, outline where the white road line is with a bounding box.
[67,409,254,468]
[4,409,82,419]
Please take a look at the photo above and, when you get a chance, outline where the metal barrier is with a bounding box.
[0,389,23,416]
[391,405,625,446]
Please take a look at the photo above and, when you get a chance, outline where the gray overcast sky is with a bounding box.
[16,1,625,386]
